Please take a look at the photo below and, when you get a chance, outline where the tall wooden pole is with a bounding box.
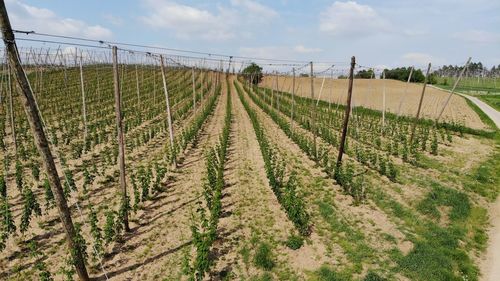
[112,46,130,232]
[397,66,414,116]
[310,62,317,159]
[436,57,471,122]
[79,53,87,141]
[336,56,356,168]
[0,3,90,280]
[7,64,17,155]
[410,63,431,145]
[291,67,296,131]
[192,66,196,112]
[160,55,176,166]
[382,71,386,130]
[135,64,140,111]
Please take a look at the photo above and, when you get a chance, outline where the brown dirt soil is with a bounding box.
[260,76,487,130]
[210,78,296,279]
[0,83,226,280]
[241,81,410,273]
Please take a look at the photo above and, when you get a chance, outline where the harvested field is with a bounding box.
[260,76,488,130]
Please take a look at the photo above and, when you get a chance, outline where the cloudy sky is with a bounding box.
[4,0,500,69]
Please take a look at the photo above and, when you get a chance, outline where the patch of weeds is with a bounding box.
[311,266,350,281]
[253,242,275,270]
[397,224,478,281]
[316,200,375,274]
[249,272,273,281]
[284,234,304,250]
[463,147,500,200]
[363,271,387,281]
[416,182,470,222]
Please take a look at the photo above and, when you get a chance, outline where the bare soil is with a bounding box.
[260,76,487,130]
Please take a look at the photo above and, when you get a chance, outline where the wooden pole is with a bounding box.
[310,62,317,160]
[160,55,176,166]
[135,63,140,111]
[112,46,130,232]
[410,63,431,145]
[192,66,196,112]
[382,71,386,130]
[397,66,413,116]
[7,64,17,155]
[436,57,471,122]
[291,68,296,131]
[336,56,356,168]
[0,3,90,280]
[79,53,87,141]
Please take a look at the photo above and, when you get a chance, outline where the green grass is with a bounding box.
[463,133,500,200]
[416,182,471,222]
[253,242,275,270]
[477,94,500,111]
[464,97,498,131]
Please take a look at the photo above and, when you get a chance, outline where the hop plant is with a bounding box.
[43,178,55,210]
[431,133,438,155]
[20,186,42,233]
[88,206,104,262]
[29,241,54,281]
[15,161,23,191]
[0,175,6,198]
[104,211,116,245]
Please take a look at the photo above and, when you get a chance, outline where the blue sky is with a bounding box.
[5,0,500,70]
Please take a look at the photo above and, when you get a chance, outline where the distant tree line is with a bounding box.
[434,61,500,77]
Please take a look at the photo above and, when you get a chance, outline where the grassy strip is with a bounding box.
[477,94,500,111]
[464,98,498,131]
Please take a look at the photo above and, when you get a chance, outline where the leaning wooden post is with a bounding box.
[397,66,414,116]
[310,61,317,160]
[7,64,17,155]
[0,3,90,280]
[135,63,140,111]
[336,56,356,168]
[410,63,431,145]
[112,46,130,232]
[291,67,296,131]
[436,57,471,122]
[382,71,386,130]
[160,55,176,167]
[79,53,87,141]
[192,66,196,112]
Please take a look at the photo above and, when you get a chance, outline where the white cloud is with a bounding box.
[230,0,278,21]
[452,29,500,44]
[140,0,278,40]
[5,0,112,39]
[319,1,389,37]
[103,14,124,26]
[294,45,323,54]
[401,52,442,66]
[140,0,234,40]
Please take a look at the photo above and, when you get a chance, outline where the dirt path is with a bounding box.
[448,89,500,281]
[210,79,295,279]
[460,94,500,129]
[90,85,228,280]
[448,88,500,281]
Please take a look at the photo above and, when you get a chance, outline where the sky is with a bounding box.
[4,0,500,71]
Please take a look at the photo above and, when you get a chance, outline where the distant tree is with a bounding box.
[299,73,309,77]
[383,67,425,83]
[242,63,263,85]
[355,69,374,79]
